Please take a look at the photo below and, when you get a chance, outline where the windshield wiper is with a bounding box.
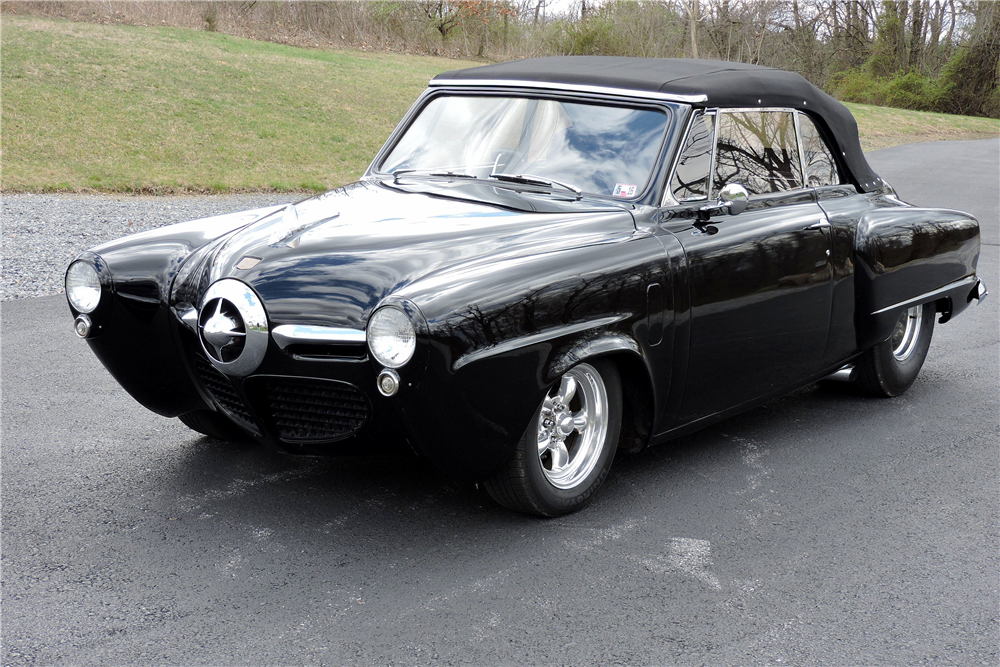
[392,169,479,183]
[488,172,582,196]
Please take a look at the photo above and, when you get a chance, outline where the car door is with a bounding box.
[659,109,835,424]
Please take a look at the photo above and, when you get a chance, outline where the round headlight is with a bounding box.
[66,261,102,313]
[368,307,416,368]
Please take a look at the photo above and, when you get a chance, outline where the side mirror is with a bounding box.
[697,183,750,220]
[718,183,749,215]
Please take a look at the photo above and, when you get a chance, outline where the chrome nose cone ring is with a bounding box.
[198,279,268,377]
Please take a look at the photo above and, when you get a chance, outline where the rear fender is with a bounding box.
[855,207,980,349]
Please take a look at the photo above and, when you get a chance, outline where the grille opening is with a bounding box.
[193,354,260,435]
[283,343,367,360]
[253,376,370,443]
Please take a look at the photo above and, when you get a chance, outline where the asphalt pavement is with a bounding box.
[2,139,998,665]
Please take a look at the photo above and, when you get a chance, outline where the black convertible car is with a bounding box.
[66,57,987,516]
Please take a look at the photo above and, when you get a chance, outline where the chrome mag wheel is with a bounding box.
[536,363,608,490]
[483,359,623,517]
[890,304,924,361]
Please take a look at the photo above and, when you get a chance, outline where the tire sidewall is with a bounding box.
[874,305,936,395]
[521,359,623,515]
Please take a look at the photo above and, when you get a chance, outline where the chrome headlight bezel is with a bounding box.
[66,260,103,313]
[367,306,417,369]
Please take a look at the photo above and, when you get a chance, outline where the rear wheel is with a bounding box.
[178,409,249,442]
[484,359,622,517]
[856,304,935,397]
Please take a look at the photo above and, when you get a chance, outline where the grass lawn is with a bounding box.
[2,16,997,194]
[1,16,477,193]
[846,102,999,151]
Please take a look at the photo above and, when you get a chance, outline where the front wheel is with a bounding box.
[856,303,936,397]
[484,359,622,517]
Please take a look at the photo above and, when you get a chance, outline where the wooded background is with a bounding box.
[5,0,998,117]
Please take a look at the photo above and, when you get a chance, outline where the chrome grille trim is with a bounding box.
[271,324,366,349]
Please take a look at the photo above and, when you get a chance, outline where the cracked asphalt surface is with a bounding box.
[2,139,998,665]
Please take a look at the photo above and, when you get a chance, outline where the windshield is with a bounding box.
[379,95,671,198]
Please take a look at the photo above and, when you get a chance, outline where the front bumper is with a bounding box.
[176,319,411,456]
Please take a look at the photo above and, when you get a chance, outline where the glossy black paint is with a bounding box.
[854,204,980,346]
[69,207,283,417]
[661,190,834,424]
[66,81,984,484]
[391,230,670,480]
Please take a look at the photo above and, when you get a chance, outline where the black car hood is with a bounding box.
[197,180,637,329]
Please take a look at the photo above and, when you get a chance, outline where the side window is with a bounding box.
[714,111,802,195]
[669,111,715,202]
[799,114,841,187]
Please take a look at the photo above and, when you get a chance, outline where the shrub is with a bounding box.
[828,68,944,113]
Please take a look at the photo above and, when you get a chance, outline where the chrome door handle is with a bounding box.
[806,220,831,230]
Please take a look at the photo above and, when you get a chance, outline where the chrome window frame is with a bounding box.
[661,108,717,207]
[428,78,708,105]
[795,110,844,188]
[662,106,821,207]
[369,85,681,202]
[793,110,808,188]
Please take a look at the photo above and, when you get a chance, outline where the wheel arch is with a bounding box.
[545,334,655,454]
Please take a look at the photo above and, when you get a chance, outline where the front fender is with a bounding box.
[392,235,671,481]
[855,206,980,349]
[69,206,284,417]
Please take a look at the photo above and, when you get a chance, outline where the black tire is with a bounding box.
[856,304,936,397]
[484,359,622,517]
[178,409,249,442]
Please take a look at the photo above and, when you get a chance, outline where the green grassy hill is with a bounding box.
[1,16,477,193]
[2,16,997,194]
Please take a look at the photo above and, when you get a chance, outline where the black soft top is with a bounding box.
[433,56,880,192]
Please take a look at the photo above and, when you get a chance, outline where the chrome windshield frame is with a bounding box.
[366,86,686,204]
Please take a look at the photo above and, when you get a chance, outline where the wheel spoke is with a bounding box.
[533,363,611,491]
[557,375,577,405]
[549,440,570,471]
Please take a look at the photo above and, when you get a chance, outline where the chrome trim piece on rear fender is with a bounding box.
[271,324,367,349]
[428,78,708,104]
[871,275,979,315]
[970,278,989,305]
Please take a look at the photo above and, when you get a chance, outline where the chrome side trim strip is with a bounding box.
[271,324,366,349]
[871,275,978,315]
[428,78,707,104]
[452,315,626,371]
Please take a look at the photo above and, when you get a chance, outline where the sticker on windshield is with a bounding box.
[613,183,638,198]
